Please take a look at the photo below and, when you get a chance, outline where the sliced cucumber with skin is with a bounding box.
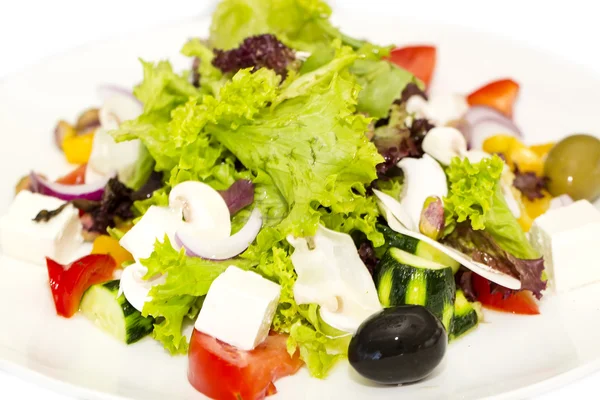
[449,289,481,341]
[80,280,154,344]
[376,247,455,331]
[377,224,460,274]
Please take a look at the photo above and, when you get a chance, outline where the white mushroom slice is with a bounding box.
[287,226,382,333]
[373,189,522,290]
[406,94,469,126]
[422,126,468,165]
[169,181,231,239]
[119,263,167,313]
[397,154,448,231]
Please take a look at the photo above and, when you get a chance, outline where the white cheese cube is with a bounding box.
[530,200,600,293]
[0,190,82,264]
[119,206,182,261]
[195,266,281,351]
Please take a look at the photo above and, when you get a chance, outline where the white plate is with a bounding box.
[1,12,600,400]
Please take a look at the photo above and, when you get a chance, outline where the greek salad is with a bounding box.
[3,0,600,399]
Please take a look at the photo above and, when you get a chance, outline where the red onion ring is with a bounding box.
[29,171,110,201]
[458,105,523,150]
[176,208,263,260]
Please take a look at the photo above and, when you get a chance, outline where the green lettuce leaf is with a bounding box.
[181,38,225,96]
[140,237,253,354]
[444,155,539,259]
[209,0,389,54]
[351,59,417,118]
[288,304,351,378]
[444,155,504,231]
[485,185,540,259]
[206,52,384,241]
[124,145,155,191]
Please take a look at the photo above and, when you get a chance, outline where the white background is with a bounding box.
[0,0,598,399]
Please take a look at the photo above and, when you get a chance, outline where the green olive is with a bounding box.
[544,134,600,201]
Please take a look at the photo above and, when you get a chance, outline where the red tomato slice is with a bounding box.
[46,254,116,318]
[467,79,520,118]
[55,164,87,185]
[472,273,539,315]
[387,46,437,87]
[188,330,303,400]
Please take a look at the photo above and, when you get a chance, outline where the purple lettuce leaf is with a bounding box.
[212,34,295,78]
[444,222,547,299]
[218,179,255,215]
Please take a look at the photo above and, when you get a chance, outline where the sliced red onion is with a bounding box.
[29,171,110,201]
[218,179,255,215]
[550,194,574,210]
[458,106,522,150]
[176,208,263,260]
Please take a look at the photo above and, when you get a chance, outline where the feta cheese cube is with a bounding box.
[119,206,182,261]
[0,191,82,264]
[195,266,281,351]
[530,200,600,293]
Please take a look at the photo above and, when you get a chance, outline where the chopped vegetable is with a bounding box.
[212,34,296,78]
[467,79,519,118]
[63,131,95,164]
[91,235,134,267]
[46,254,117,318]
[471,273,539,315]
[55,164,87,185]
[444,155,504,231]
[512,166,549,201]
[387,46,437,87]
[188,331,303,400]
[376,248,455,330]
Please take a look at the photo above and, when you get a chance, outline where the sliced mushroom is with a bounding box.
[168,181,231,239]
[396,154,448,231]
[422,126,468,165]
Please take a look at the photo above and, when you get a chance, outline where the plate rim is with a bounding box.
[1,12,599,400]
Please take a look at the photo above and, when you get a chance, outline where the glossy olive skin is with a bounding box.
[348,305,447,385]
[544,134,600,201]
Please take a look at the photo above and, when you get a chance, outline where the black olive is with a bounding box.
[348,305,447,385]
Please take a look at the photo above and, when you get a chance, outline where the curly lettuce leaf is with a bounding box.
[485,185,540,260]
[206,53,384,241]
[351,59,417,118]
[181,38,225,96]
[444,155,504,231]
[289,304,351,378]
[209,0,389,54]
[140,237,253,354]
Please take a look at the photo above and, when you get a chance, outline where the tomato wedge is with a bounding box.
[387,46,437,87]
[472,273,539,315]
[46,254,116,318]
[55,164,87,185]
[188,330,303,400]
[467,79,520,118]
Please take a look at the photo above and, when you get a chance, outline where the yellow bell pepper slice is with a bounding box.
[63,131,95,164]
[530,142,555,160]
[91,235,133,268]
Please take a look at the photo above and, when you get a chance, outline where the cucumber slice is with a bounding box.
[80,280,154,344]
[376,247,456,331]
[378,224,460,274]
[449,290,480,340]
